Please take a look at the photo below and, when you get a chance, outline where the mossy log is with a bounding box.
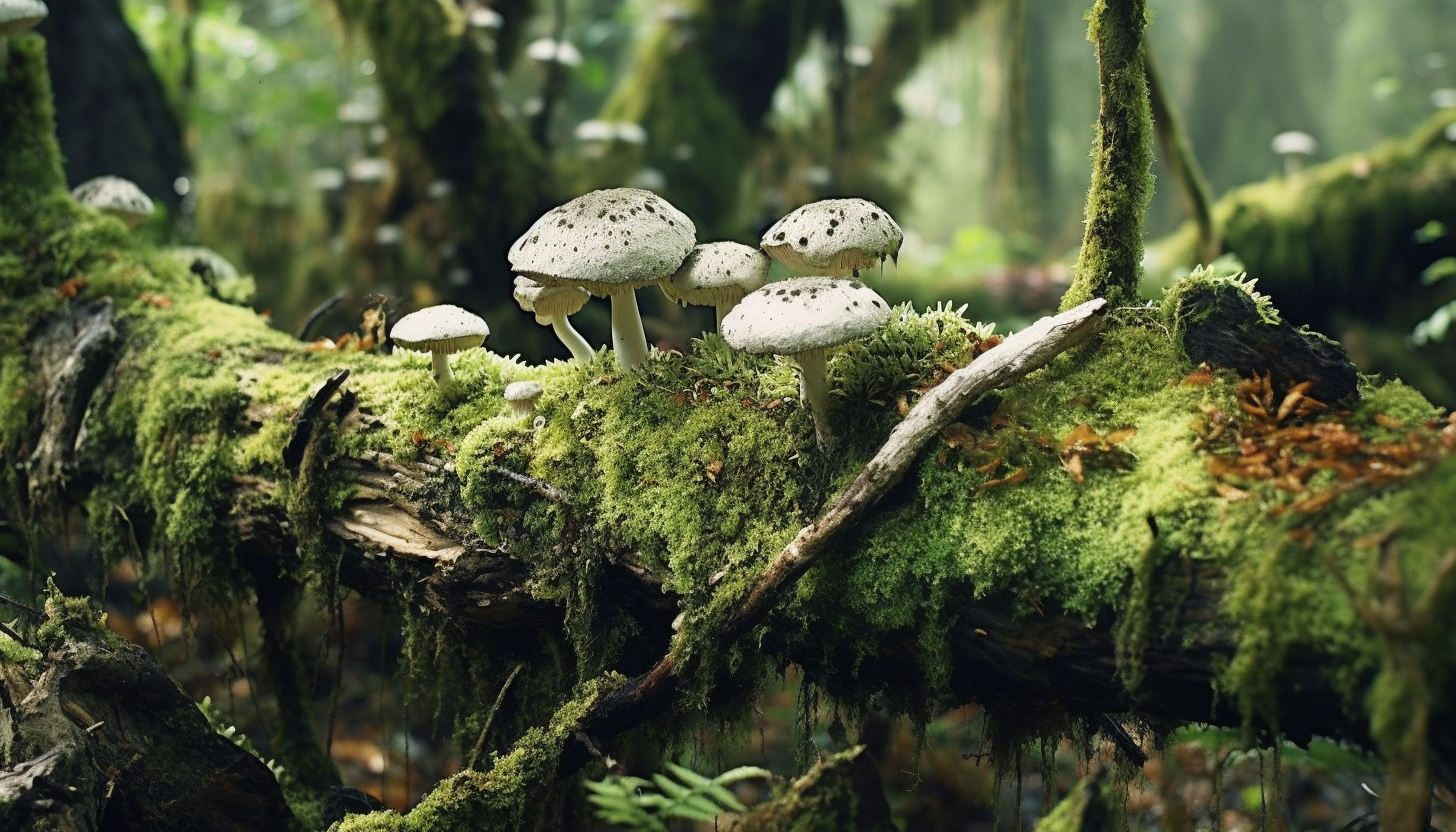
[5,32,1456,832]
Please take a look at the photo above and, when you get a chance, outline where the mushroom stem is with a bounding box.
[608,287,650,371]
[430,350,455,387]
[714,304,731,331]
[793,349,832,448]
[549,314,596,363]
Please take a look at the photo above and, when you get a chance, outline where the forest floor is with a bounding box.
[93,558,1450,831]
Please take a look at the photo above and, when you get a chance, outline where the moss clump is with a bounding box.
[35,580,118,652]
[336,674,624,832]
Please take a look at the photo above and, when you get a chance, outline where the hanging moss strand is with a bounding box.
[1061,0,1154,311]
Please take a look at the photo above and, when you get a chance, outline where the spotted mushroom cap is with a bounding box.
[70,176,155,229]
[720,277,892,356]
[508,188,696,296]
[504,381,544,403]
[391,305,489,354]
[512,275,590,323]
[760,198,903,277]
[663,242,770,308]
[0,0,47,35]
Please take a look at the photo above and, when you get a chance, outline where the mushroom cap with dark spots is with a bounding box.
[70,176,155,228]
[760,198,903,277]
[720,277,892,356]
[508,188,697,296]
[662,241,770,307]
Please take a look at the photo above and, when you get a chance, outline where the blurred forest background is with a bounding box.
[25,0,1456,826]
[37,0,1456,402]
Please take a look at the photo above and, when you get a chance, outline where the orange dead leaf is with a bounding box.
[55,276,87,299]
[1178,364,1214,386]
[705,459,723,483]
[1213,483,1250,501]
[1065,453,1085,484]
[1062,422,1103,451]
[983,468,1028,489]
[1373,413,1405,430]
[138,292,172,309]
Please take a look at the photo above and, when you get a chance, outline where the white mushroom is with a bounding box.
[760,198,903,277]
[70,176,155,230]
[721,277,892,447]
[503,381,544,417]
[509,188,696,371]
[663,242,770,329]
[0,0,46,80]
[390,304,490,388]
[512,276,596,363]
[1271,131,1317,176]
[525,38,582,68]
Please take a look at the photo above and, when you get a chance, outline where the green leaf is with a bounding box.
[1421,257,1456,285]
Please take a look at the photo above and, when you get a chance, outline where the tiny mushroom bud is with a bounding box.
[1271,130,1317,176]
[504,381,544,417]
[0,0,46,80]
[70,176,155,230]
[761,198,903,277]
[390,304,490,388]
[509,188,696,371]
[513,276,596,363]
[721,277,892,448]
[663,241,770,329]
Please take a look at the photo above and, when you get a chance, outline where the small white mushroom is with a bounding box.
[512,276,596,363]
[1271,131,1317,176]
[663,242,770,329]
[721,277,892,448]
[761,198,903,277]
[390,304,490,388]
[0,0,46,80]
[70,176,155,230]
[509,188,696,371]
[503,381,544,417]
[525,38,582,68]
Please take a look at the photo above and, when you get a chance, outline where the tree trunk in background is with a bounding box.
[37,0,187,214]
[592,0,848,239]
[1180,0,1336,195]
[330,0,556,314]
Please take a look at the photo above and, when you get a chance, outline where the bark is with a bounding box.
[0,607,297,832]
[36,0,187,214]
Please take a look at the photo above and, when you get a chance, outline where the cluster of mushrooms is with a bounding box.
[390,187,905,447]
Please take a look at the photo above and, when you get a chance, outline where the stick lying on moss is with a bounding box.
[564,298,1111,771]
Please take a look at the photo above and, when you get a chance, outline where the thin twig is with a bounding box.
[468,662,526,770]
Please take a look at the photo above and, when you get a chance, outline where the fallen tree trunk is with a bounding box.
[5,28,1456,832]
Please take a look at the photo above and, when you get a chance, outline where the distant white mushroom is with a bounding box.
[525,38,582,68]
[1271,131,1317,176]
[663,242,770,329]
[509,188,696,371]
[512,276,596,363]
[761,198,903,277]
[0,0,46,80]
[70,176,155,230]
[721,277,893,447]
[504,381,544,417]
[390,304,490,388]
[1432,88,1456,111]
[467,7,503,30]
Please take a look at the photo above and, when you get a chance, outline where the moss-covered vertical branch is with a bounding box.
[0,35,66,213]
[1060,0,1153,311]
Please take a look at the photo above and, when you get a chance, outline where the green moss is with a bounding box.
[336,674,624,832]
[35,580,119,652]
[1161,258,1281,331]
